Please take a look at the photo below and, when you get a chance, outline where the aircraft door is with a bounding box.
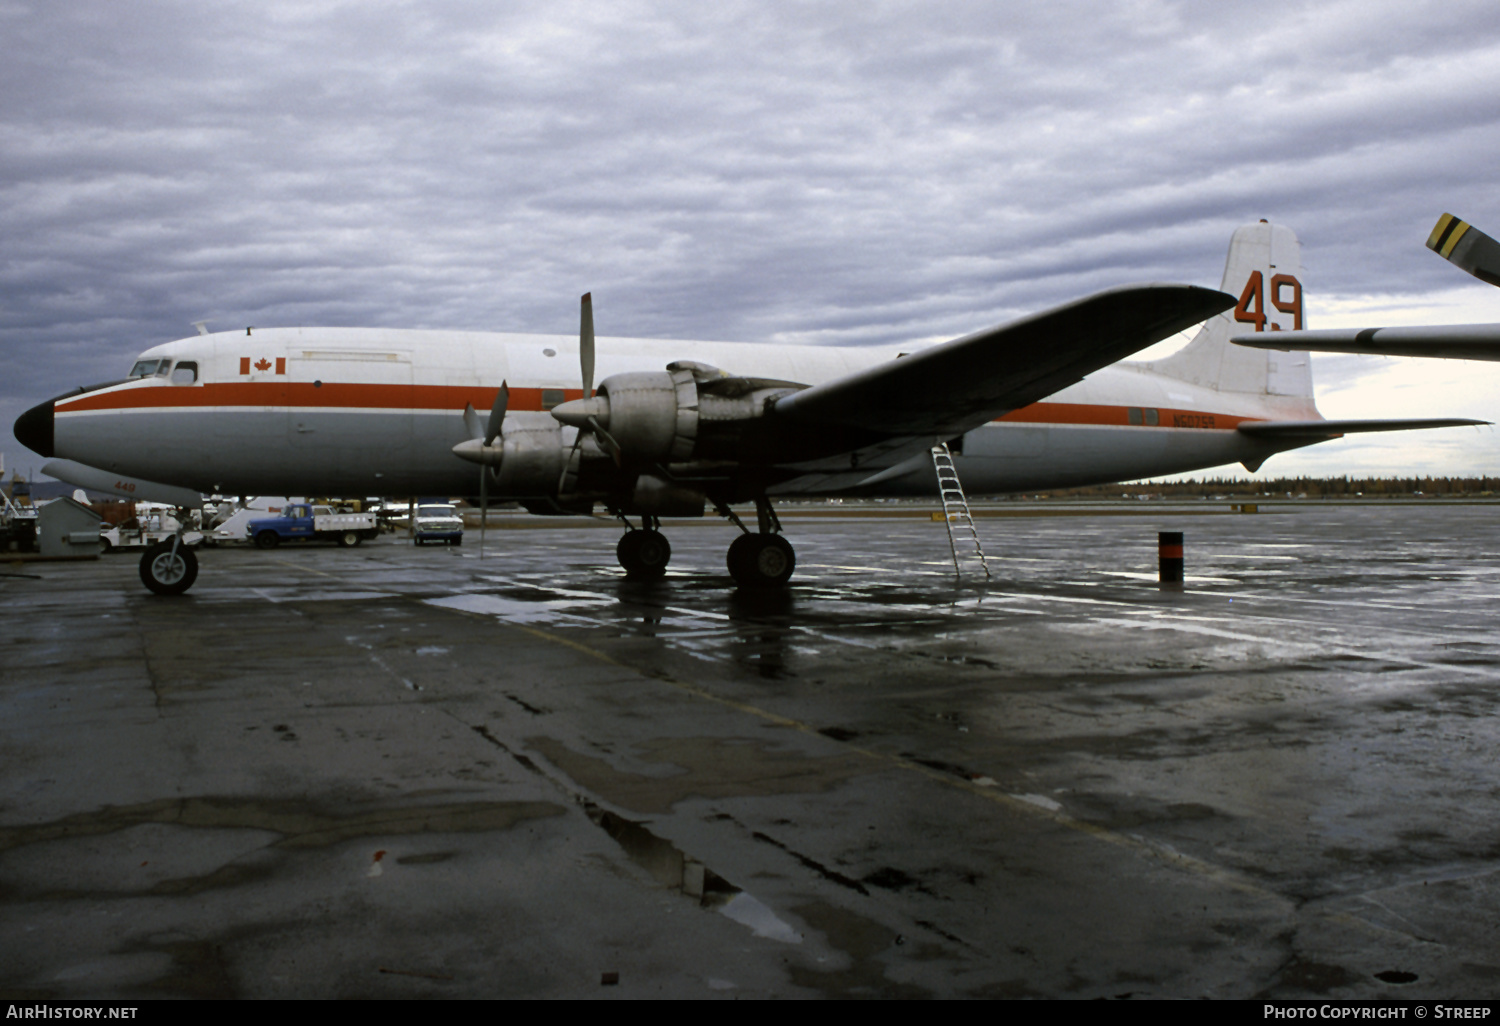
[287,346,414,494]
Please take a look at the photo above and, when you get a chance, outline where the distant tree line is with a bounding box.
[1045,476,1500,498]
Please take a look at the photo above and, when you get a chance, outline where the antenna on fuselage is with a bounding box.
[192,321,209,336]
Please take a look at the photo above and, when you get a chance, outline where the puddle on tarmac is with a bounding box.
[585,803,802,944]
[425,593,580,623]
[719,892,804,943]
[251,588,391,603]
[1096,571,1235,584]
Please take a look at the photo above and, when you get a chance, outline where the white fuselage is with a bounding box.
[50,326,1316,500]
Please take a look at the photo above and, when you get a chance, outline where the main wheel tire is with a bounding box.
[728,534,795,588]
[338,531,360,547]
[140,541,199,596]
[254,531,280,550]
[98,537,112,555]
[617,529,671,579]
[726,532,758,580]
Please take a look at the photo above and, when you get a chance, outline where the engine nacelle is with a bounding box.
[451,412,573,496]
[549,362,802,466]
[592,368,700,464]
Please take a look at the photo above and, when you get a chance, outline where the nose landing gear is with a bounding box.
[140,536,199,596]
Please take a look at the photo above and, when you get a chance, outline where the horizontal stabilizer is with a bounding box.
[772,283,1233,436]
[1428,213,1500,288]
[1233,325,1500,361]
[1237,418,1487,439]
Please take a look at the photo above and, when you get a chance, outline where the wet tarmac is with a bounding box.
[4,500,1500,998]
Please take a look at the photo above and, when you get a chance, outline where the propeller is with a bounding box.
[576,292,621,464]
[581,292,595,399]
[486,381,509,445]
[462,381,508,558]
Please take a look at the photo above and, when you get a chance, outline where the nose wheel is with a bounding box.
[140,539,199,596]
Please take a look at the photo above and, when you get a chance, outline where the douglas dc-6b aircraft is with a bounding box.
[13,221,1482,594]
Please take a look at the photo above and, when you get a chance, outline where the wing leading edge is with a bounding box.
[770,283,1234,437]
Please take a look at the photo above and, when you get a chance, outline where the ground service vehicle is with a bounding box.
[100,507,185,553]
[414,503,464,545]
[246,504,378,549]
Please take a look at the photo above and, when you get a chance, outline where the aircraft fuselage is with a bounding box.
[34,325,1314,500]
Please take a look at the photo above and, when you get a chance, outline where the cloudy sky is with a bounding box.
[4,0,1500,483]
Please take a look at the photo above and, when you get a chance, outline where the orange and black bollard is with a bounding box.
[1158,531,1184,585]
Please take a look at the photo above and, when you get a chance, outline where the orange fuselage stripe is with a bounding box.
[56,381,1265,430]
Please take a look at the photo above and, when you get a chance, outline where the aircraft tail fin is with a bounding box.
[1141,221,1313,398]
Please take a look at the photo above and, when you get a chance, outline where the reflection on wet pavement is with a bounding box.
[11,502,1500,997]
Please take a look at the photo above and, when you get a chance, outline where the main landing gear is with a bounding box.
[613,497,796,588]
[726,532,795,587]
[616,518,672,580]
[722,496,794,587]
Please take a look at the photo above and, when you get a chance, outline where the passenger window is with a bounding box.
[1128,408,1143,425]
[1145,409,1159,426]
[541,389,565,410]
[171,361,198,384]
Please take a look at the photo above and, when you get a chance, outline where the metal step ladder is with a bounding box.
[932,442,992,581]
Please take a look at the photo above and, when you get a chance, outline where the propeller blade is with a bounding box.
[463,403,483,442]
[485,381,509,447]
[479,458,487,560]
[580,292,595,399]
[1428,213,1500,288]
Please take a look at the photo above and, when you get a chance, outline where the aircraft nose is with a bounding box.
[13,399,55,458]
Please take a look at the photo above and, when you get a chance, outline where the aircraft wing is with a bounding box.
[1238,418,1487,439]
[770,283,1234,436]
[1232,325,1500,361]
[1428,213,1500,287]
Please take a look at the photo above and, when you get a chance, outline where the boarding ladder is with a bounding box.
[931,442,991,581]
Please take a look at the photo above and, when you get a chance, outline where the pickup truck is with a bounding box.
[247,504,379,549]
[414,503,465,546]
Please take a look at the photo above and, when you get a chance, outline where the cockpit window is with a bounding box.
[156,361,172,376]
[171,361,198,384]
[129,359,160,377]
